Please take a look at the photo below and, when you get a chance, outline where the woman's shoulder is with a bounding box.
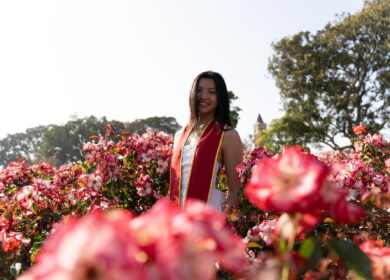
[222,126,242,144]
[221,126,243,163]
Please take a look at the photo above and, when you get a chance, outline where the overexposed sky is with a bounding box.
[0,0,364,142]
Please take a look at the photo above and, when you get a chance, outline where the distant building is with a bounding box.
[253,113,267,144]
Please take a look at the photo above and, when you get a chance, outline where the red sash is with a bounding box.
[169,120,225,206]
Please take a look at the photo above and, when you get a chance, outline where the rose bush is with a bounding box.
[0,125,388,279]
[18,199,245,280]
[0,129,173,278]
[235,126,389,280]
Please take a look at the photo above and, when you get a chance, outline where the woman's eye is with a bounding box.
[196,89,216,95]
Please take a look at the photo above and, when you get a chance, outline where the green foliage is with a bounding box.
[299,237,323,267]
[228,91,242,128]
[38,116,125,165]
[0,115,180,167]
[266,0,390,150]
[258,116,314,153]
[329,238,373,280]
[358,140,390,173]
[124,116,180,136]
[0,126,47,167]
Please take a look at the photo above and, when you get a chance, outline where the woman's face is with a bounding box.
[196,78,218,117]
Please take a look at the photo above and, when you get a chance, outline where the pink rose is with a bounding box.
[360,240,390,280]
[19,199,245,280]
[245,146,330,213]
[18,211,144,280]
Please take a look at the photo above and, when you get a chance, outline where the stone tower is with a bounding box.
[253,113,267,143]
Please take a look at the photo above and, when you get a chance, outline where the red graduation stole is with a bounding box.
[169,120,225,206]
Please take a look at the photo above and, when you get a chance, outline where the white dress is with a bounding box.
[180,144,226,211]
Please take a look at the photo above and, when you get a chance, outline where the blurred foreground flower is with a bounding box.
[360,240,390,280]
[18,198,245,280]
[245,146,366,227]
[245,146,330,213]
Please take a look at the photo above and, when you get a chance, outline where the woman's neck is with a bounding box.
[192,116,214,136]
[197,114,215,126]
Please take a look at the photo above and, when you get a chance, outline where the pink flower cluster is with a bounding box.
[0,161,31,185]
[236,146,273,184]
[354,133,388,152]
[353,133,389,172]
[82,138,122,181]
[318,133,389,203]
[330,160,388,198]
[317,150,353,165]
[129,131,172,198]
[0,131,173,256]
[244,219,277,247]
[81,131,172,183]
[19,199,245,280]
[1,127,388,279]
[360,240,390,280]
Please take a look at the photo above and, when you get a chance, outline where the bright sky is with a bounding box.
[0,0,364,143]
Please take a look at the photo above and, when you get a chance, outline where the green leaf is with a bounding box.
[87,165,96,174]
[32,202,39,213]
[72,163,82,173]
[53,213,62,222]
[30,248,40,263]
[105,178,114,186]
[279,238,287,252]
[299,237,322,266]
[103,190,114,200]
[299,238,316,259]
[41,213,51,223]
[329,238,373,280]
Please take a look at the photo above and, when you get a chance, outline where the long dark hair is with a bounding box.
[188,71,232,129]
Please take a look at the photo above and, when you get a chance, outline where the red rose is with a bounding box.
[352,124,367,136]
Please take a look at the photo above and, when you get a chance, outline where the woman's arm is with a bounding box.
[222,129,243,210]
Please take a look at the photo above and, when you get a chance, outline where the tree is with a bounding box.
[39,116,181,165]
[258,116,312,153]
[265,0,389,150]
[0,126,47,167]
[228,91,242,128]
[0,116,181,167]
[124,116,181,136]
[38,116,125,165]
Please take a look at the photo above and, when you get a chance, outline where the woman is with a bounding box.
[169,71,243,212]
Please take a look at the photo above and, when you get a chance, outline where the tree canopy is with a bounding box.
[124,116,180,136]
[263,0,389,151]
[37,116,125,165]
[0,115,180,167]
[0,126,47,165]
